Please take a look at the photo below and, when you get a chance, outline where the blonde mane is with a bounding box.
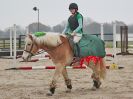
[26,32,66,47]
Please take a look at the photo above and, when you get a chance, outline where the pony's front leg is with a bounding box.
[62,68,72,93]
[47,63,64,96]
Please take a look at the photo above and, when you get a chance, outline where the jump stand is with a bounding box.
[117,26,133,55]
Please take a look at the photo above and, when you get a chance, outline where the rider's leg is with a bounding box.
[73,34,82,57]
[73,34,82,43]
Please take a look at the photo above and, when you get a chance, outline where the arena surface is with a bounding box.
[0,49,133,99]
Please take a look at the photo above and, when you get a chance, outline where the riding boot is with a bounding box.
[74,43,80,57]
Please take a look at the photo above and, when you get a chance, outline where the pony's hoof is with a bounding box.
[46,93,53,96]
[93,80,101,88]
[91,86,97,91]
[66,89,71,93]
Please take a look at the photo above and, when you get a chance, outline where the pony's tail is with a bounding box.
[99,58,106,80]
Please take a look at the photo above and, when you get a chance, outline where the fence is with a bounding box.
[1,33,133,50]
[0,35,25,49]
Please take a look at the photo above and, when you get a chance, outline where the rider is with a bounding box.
[62,3,83,43]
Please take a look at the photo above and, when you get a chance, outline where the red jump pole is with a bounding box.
[106,54,114,58]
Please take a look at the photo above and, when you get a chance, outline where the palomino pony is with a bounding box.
[22,32,106,96]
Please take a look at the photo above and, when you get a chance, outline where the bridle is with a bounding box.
[24,43,34,57]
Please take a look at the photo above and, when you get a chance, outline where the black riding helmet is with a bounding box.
[69,3,78,10]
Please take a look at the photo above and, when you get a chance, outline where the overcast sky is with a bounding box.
[0,0,133,30]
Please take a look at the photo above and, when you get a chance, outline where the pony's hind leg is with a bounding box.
[92,58,106,90]
[90,61,102,90]
[91,73,101,90]
[85,60,101,91]
[62,68,72,93]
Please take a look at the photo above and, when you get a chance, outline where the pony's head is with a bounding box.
[22,34,39,61]
[22,32,64,61]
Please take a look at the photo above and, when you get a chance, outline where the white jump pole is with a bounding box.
[13,24,17,67]
[10,27,13,57]
[100,23,104,40]
[113,22,117,64]
[101,22,117,58]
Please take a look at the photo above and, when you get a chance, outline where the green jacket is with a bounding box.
[63,12,83,34]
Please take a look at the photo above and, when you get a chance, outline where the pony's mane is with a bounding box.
[26,32,66,47]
